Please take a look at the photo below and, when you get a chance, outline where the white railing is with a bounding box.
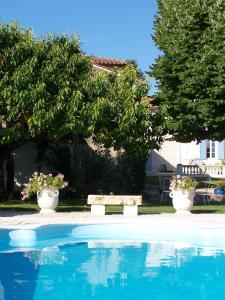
[177,164,225,178]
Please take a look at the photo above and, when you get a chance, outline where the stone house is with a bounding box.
[146,138,225,176]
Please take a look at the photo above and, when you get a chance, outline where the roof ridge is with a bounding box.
[92,57,128,66]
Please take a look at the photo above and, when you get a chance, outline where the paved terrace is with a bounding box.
[1,211,225,229]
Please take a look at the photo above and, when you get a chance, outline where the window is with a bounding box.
[206,140,215,158]
[200,140,225,160]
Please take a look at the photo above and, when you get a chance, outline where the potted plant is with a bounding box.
[21,172,68,214]
[214,180,225,199]
[169,175,197,214]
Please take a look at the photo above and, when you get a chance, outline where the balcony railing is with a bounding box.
[177,164,225,178]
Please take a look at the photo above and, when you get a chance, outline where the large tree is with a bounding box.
[0,22,92,145]
[0,21,92,196]
[151,0,225,142]
[85,65,162,157]
[83,65,164,195]
[0,21,161,197]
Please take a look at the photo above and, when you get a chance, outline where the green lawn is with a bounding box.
[1,175,221,215]
[107,203,225,214]
[0,199,225,214]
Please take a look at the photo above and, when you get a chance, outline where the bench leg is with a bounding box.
[123,205,138,216]
[91,204,105,216]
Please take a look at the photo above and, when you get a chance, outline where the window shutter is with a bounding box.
[218,141,225,160]
[200,140,207,159]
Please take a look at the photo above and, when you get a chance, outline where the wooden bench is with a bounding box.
[87,195,142,216]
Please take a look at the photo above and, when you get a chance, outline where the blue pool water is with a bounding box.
[1,224,225,300]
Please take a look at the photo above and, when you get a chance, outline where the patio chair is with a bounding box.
[194,174,212,204]
[189,158,205,166]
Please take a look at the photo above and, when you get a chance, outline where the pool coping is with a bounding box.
[1,211,225,230]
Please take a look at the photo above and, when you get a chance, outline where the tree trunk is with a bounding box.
[0,142,27,200]
[0,152,6,200]
[6,152,15,199]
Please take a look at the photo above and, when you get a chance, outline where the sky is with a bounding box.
[1,0,159,93]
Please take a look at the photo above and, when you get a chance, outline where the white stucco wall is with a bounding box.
[180,141,200,164]
[156,140,181,171]
[149,140,201,173]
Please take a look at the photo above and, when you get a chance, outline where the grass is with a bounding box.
[106,203,225,214]
[0,199,89,213]
[0,199,225,214]
[1,175,221,215]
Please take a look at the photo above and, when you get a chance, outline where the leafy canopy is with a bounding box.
[0,21,161,158]
[151,0,225,142]
[0,21,92,146]
[85,65,162,157]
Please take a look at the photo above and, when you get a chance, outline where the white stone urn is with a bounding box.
[169,189,195,214]
[37,188,59,214]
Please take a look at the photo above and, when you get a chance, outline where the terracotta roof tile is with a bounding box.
[92,57,128,68]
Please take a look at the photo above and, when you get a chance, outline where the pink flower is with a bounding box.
[58,173,64,179]
[21,171,68,200]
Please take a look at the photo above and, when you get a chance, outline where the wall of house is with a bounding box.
[146,140,200,174]
[180,141,200,164]
[153,140,181,172]
[13,142,38,190]
[146,139,225,175]
[13,142,52,191]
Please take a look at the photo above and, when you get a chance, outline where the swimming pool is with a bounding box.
[1,223,225,300]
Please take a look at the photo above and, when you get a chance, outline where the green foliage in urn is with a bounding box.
[170,175,197,192]
[151,0,225,142]
[21,172,68,200]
